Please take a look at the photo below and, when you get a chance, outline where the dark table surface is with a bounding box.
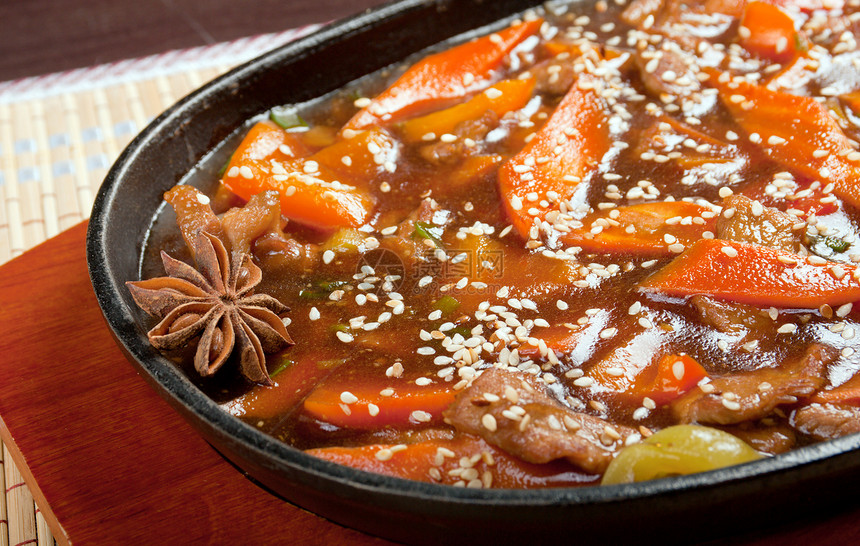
[0,0,388,82]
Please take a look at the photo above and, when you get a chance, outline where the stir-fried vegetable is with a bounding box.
[498,73,610,239]
[639,239,860,308]
[602,425,762,484]
[563,202,717,256]
[344,18,543,131]
[709,68,860,210]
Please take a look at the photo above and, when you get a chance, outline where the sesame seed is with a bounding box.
[411,410,432,423]
[721,246,738,258]
[239,165,254,179]
[482,413,498,432]
[486,87,503,100]
[375,448,393,461]
[573,377,594,387]
[599,327,617,339]
[340,391,358,404]
[672,360,685,380]
[721,399,742,411]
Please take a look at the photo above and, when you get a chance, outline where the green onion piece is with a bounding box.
[270,106,308,131]
[330,323,350,333]
[434,295,461,315]
[269,356,294,378]
[794,33,809,53]
[218,152,234,177]
[823,235,851,253]
[299,279,348,300]
[412,221,444,248]
[449,325,472,338]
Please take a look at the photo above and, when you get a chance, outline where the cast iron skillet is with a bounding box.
[87,0,860,542]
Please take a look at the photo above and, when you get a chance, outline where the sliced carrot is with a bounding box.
[809,372,860,405]
[307,435,597,487]
[590,350,708,405]
[224,352,340,420]
[220,128,396,230]
[445,154,504,189]
[587,330,664,397]
[309,128,399,183]
[738,2,802,64]
[810,387,860,405]
[498,73,610,239]
[227,120,311,166]
[399,77,535,142]
[639,238,860,308]
[705,0,747,17]
[344,18,543,131]
[543,40,581,58]
[302,377,456,429]
[739,176,840,217]
[222,159,374,229]
[708,68,860,210]
[517,324,585,358]
[842,91,860,117]
[562,201,717,256]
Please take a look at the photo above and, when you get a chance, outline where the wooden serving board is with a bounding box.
[0,223,389,545]
[1,222,860,544]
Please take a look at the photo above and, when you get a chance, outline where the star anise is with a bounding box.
[127,230,293,385]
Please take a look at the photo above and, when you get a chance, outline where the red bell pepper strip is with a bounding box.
[498,73,610,239]
[590,351,708,405]
[344,18,543,131]
[708,68,860,211]
[639,238,860,308]
[562,201,717,257]
[738,2,803,64]
[637,354,709,406]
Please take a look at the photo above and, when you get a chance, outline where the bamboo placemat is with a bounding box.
[0,23,319,545]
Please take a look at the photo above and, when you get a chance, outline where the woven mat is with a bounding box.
[0,24,319,545]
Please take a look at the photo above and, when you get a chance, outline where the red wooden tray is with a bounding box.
[1,222,859,544]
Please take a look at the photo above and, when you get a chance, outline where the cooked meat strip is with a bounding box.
[718,422,796,455]
[621,0,663,27]
[690,295,772,340]
[672,344,833,425]
[419,110,499,165]
[633,47,700,99]
[792,403,860,441]
[379,197,445,265]
[443,367,635,474]
[717,194,804,253]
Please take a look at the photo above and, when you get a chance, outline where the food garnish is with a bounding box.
[128,194,293,385]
